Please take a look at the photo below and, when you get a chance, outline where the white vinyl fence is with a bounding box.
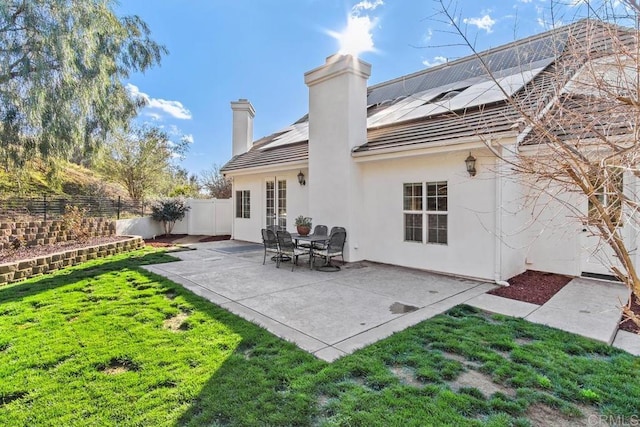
[116,198,232,238]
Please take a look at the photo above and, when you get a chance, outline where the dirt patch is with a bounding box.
[0,391,28,406]
[164,291,177,300]
[98,358,139,375]
[440,351,482,369]
[526,403,603,427]
[163,312,189,331]
[515,337,535,345]
[449,369,515,397]
[0,235,130,263]
[488,270,572,305]
[389,365,424,388]
[620,295,640,334]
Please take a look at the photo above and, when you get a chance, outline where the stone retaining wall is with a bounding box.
[0,236,144,286]
[0,218,115,250]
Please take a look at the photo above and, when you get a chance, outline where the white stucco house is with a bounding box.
[221,20,639,285]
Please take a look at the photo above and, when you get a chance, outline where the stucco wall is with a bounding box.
[359,149,500,280]
[231,169,309,243]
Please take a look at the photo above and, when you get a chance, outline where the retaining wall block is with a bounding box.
[0,264,17,274]
[0,272,15,282]
[17,260,36,270]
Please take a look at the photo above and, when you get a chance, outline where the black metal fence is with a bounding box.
[0,195,147,220]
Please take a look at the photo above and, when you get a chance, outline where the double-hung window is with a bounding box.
[403,181,448,244]
[235,190,250,218]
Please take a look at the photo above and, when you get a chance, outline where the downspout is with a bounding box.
[494,146,510,287]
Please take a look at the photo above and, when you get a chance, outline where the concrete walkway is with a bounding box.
[144,240,640,360]
[466,278,639,355]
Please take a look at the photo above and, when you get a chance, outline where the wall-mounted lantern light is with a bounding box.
[465,153,477,177]
[297,170,306,186]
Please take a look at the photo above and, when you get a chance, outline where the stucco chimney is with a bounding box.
[230,99,255,156]
[304,54,371,262]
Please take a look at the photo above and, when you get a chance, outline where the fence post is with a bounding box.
[43,194,47,221]
[117,196,121,220]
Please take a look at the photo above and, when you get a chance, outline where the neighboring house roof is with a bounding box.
[221,19,627,173]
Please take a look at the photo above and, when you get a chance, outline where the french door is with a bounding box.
[266,179,287,228]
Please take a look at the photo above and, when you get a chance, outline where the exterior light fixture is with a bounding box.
[297,170,306,186]
[465,153,477,177]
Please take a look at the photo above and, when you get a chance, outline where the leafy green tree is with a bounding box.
[168,166,201,198]
[151,198,191,235]
[99,125,189,202]
[0,0,166,170]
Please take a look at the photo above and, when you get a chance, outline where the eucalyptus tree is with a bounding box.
[0,0,166,170]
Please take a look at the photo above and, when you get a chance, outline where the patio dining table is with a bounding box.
[291,233,330,269]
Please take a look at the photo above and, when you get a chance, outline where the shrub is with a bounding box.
[62,205,91,242]
[151,198,191,235]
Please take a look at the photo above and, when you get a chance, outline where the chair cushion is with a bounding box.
[315,249,342,257]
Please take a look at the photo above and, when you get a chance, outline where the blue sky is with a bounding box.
[115,0,613,177]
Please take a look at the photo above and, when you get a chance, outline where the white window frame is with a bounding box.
[235,190,250,219]
[265,178,287,228]
[402,181,448,245]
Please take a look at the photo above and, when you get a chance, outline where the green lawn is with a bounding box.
[1,248,639,426]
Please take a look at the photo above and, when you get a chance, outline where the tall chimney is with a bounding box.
[230,99,255,156]
[304,54,371,261]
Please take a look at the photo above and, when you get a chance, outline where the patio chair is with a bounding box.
[276,230,310,271]
[329,226,346,235]
[312,230,346,269]
[261,228,279,265]
[267,224,283,234]
[298,224,328,249]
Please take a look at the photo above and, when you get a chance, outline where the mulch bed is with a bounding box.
[0,236,131,264]
[143,234,188,248]
[143,234,231,248]
[620,296,640,334]
[488,270,573,306]
[198,235,231,242]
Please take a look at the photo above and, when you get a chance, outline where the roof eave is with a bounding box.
[222,160,309,177]
[352,131,519,162]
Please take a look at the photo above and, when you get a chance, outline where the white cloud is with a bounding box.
[352,0,383,12]
[182,134,194,144]
[126,83,192,120]
[327,1,384,57]
[463,14,496,33]
[422,56,448,68]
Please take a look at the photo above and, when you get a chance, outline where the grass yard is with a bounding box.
[1,248,639,426]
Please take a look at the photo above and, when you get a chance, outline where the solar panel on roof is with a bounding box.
[366,31,567,106]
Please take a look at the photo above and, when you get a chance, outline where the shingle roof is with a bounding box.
[222,19,628,173]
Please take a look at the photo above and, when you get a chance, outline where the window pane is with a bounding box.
[426,182,447,212]
[266,182,275,225]
[403,183,422,211]
[235,191,242,218]
[427,214,447,244]
[243,191,250,218]
[404,213,422,242]
[278,180,287,228]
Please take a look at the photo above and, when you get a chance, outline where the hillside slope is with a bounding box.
[0,161,129,199]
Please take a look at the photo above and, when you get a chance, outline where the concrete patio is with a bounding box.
[143,240,640,361]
